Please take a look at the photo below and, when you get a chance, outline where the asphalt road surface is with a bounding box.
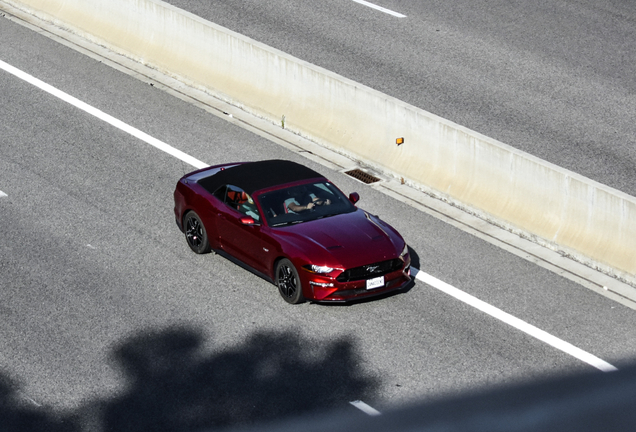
[1,9,636,431]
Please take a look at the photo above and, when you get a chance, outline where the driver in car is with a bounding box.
[286,186,331,213]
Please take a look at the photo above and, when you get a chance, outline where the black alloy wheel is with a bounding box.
[184,211,211,254]
[275,259,304,304]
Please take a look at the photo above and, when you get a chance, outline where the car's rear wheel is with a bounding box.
[184,211,211,254]
[275,259,305,304]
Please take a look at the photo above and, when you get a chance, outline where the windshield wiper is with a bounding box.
[271,220,304,227]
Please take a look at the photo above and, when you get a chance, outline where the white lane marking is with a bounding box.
[412,269,618,373]
[351,0,406,18]
[350,400,381,416]
[0,190,7,198]
[0,60,208,170]
[17,391,41,407]
[1,61,616,374]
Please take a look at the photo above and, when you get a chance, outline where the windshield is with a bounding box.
[257,181,356,227]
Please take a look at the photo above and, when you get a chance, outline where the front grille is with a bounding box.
[336,259,403,282]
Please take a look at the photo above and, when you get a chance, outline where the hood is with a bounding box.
[275,209,404,269]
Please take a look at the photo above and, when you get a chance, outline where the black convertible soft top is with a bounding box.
[197,160,324,195]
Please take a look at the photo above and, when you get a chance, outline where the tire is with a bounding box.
[275,259,305,304]
[183,211,211,254]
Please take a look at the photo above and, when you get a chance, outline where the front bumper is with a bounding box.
[304,259,412,303]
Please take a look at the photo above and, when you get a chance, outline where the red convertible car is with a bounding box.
[173,160,411,304]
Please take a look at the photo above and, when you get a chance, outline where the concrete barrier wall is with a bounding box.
[7,0,635,279]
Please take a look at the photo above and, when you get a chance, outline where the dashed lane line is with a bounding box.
[351,0,406,18]
[350,400,381,416]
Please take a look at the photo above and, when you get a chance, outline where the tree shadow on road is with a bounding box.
[93,326,377,432]
[0,326,377,431]
[0,373,77,432]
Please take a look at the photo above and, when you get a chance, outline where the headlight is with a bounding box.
[304,264,334,274]
[400,243,409,258]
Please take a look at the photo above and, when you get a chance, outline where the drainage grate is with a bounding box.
[345,169,381,184]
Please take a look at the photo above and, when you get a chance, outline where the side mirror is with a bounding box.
[349,192,360,204]
[240,216,257,226]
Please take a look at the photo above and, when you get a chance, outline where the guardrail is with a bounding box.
[6,0,635,283]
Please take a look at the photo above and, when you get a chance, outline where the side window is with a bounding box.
[223,185,261,222]
[224,185,246,208]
